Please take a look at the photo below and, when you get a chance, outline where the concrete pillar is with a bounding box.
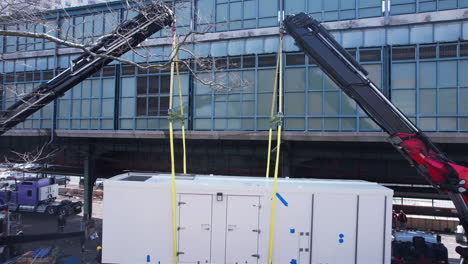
[83,146,95,221]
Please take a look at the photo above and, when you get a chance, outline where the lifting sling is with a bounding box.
[267,28,284,264]
[167,23,188,264]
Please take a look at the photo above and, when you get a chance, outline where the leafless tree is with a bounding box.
[0,0,247,91]
[0,0,252,170]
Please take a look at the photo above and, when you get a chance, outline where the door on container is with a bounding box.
[225,195,260,264]
[178,194,213,263]
[311,193,358,264]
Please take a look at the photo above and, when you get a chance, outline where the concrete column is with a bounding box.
[83,146,95,221]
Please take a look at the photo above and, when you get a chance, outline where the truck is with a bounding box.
[0,177,82,216]
[283,13,468,261]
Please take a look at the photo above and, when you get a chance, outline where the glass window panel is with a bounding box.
[104,12,117,34]
[244,1,256,19]
[437,61,457,88]
[58,100,70,117]
[420,89,436,114]
[285,0,304,13]
[120,98,135,116]
[459,61,468,87]
[148,97,159,116]
[364,64,382,87]
[257,93,273,115]
[419,46,436,59]
[215,102,227,116]
[121,77,136,97]
[324,0,339,10]
[194,119,211,129]
[419,62,437,88]
[136,97,146,116]
[160,75,170,94]
[392,47,415,60]
[82,80,91,97]
[460,117,468,130]
[308,68,322,90]
[91,99,100,117]
[136,119,147,129]
[137,77,147,95]
[91,79,101,97]
[324,118,339,130]
[439,89,456,115]
[227,102,241,116]
[342,118,356,130]
[57,120,68,129]
[460,88,468,114]
[242,101,255,116]
[72,100,80,117]
[285,93,305,115]
[241,118,254,129]
[226,119,241,129]
[258,70,275,92]
[230,2,242,20]
[259,0,277,17]
[324,91,339,115]
[392,63,416,88]
[101,119,113,129]
[195,95,212,116]
[341,94,356,115]
[102,99,114,117]
[308,92,323,115]
[72,83,82,99]
[392,90,416,115]
[439,117,456,130]
[242,71,255,94]
[94,13,104,36]
[120,119,133,129]
[360,117,380,130]
[439,45,457,58]
[419,117,436,131]
[81,99,90,117]
[286,117,305,129]
[195,73,213,94]
[103,79,115,97]
[324,75,338,90]
[216,4,228,22]
[148,76,158,95]
[308,118,322,130]
[214,119,226,129]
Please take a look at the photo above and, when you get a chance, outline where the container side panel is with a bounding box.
[311,193,357,264]
[274,192,312,264]
[225,195,261,264]
[211,192,228,263]
[384,196,392,264]
[102,183,173,264]
[356,195,386,264]
[178,194,213,263]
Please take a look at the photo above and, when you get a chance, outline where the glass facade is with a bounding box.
[2,1,468,133]
[391,0,468,15]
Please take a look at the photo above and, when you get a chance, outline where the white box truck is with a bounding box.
[103,173,392,264]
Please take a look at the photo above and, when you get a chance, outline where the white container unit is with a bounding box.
[103,173,393,264]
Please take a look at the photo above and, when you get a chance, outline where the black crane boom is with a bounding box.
[284,13,468,255]
[0,2,174,135]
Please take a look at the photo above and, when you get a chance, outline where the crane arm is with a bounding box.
[0,2,174,135]
[283,13,468,240]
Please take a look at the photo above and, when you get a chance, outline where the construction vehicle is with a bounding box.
[0,177,82,216]
[0,1,174,135]
[283,13,468,262]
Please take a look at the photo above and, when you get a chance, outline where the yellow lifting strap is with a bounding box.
[168,24,186,264]
[267,28,284,264]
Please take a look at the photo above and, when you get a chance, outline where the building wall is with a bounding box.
[2,0,468,133]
